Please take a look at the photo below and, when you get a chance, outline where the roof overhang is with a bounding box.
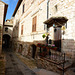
[44,16,68,27]
[12,0,23,17]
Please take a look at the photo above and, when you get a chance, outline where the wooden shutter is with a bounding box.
[32,17,34,32]
[35,16,37,31]
[23,4,25,13]
[32,16,37,32]
[21,25,23,35]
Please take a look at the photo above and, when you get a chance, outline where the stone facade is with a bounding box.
[0,1,8,54]
[12,0,75,61]
[3,19,13,38]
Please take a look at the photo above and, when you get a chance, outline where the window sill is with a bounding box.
[31,31,46,35]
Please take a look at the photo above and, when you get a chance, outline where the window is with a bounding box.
[32,16,37,32]
[5,27,8,32]
[21,25,23,35]
[23,4,25,13]
[55,5,58,12]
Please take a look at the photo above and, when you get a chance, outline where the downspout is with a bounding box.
[47,0,49,20]
[46,0,49,44]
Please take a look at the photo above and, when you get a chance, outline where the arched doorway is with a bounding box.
[18,44,23,53]
[2,34,11,48]
[31,44,36,59]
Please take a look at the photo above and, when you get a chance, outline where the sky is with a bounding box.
[2,0,18,20]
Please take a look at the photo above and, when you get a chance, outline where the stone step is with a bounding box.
[33,69,60,75]
[64,68,75,75]
[57,61,72,71]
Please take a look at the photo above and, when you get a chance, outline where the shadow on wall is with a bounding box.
[12,20,19,51]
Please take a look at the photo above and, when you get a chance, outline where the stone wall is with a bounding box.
[36,58,62,74]
[49,0,75,59]
[14,40,45,59]
[0,2,4,54]
[12,0,75,60]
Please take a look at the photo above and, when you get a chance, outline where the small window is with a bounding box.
[23,4,25,13]
[5,27,8,32]
[55,5,58,12]
[21,25,23,35]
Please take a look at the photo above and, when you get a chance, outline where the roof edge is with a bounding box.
[0,0,8,5]
[12,0,23,17]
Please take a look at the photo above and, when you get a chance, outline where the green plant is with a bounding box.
[42,34,46,38]
[42,33,49,38]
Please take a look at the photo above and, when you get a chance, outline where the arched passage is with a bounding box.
[2,34,11,48]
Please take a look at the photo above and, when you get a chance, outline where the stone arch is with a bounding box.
[2,34,11,48]
[3,33,12,38]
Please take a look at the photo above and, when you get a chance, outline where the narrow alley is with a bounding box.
[0,0,75,75]
[4,49,36,75]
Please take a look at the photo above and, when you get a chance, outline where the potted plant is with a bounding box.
[46,44,51,49]
[41,44,46,48]
[51,44,57,50]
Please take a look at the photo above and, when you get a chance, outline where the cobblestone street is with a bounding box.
[5,50,36,75]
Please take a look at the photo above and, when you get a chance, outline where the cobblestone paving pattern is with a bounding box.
[5,51,36,75]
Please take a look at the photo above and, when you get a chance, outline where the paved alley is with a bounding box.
[5,50,36,75]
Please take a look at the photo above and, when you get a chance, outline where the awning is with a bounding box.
[44,17,68,27]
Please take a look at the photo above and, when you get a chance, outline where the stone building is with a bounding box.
[3,19,13,48]
[12,0,75,60]
[0,0,8,54]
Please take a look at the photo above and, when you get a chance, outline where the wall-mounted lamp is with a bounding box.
[53,24,57,32]
[53,24,55,28]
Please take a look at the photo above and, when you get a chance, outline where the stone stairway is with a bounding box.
[64,68,75,75]
[57,60,72,71]
[33,69,59,75]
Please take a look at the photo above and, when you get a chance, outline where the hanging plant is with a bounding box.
[42,34,46,38]
[42,33,49,38]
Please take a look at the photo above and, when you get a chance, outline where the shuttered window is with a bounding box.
[32,16,37,32]
[21,25,23,35]
[23,4,25,13]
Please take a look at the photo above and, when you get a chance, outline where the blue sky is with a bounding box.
[2,0,18,20]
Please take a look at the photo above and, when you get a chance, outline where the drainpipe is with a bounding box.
[46,0,49,44]
[47,0,49,20]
